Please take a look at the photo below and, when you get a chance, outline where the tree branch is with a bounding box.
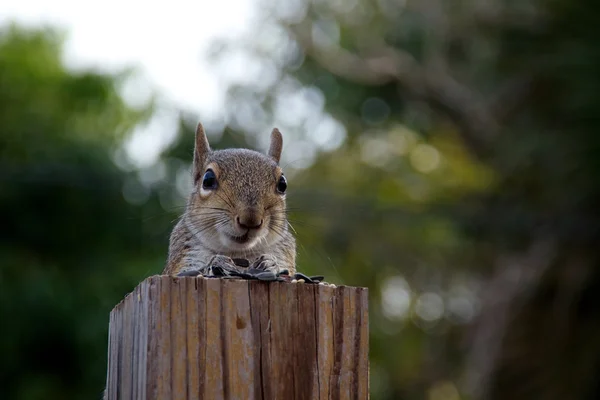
[291,23,498,158]
[463,237,556,398]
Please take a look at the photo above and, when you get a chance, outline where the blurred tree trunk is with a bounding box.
[465,239,600,399]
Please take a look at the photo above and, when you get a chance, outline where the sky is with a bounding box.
[0,0,256,166]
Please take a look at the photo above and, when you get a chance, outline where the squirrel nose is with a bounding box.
[236,215,263,230]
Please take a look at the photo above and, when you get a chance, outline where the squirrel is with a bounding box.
[162,122,296,277]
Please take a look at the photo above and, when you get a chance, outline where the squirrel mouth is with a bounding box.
[229,232,250,244]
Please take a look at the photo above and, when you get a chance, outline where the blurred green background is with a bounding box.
[2,0,600,399]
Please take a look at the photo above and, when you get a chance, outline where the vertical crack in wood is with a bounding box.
[183,280,189,400]
[267,283,272,399]
[331,287,345,400]
[362,288,370,398]
[116,295,123,399]
[169,278,174,400]
[219,280,230,399]
[139,279,149,400]
[185,277,201,400]
[248,282,266,400]
[291,284,297,399]
[149,277,157,398]
[195,279,199,400]
[131,286,137,400]
[108,311,113,399]
[199,278,207,398]
[136,283,143,400]
[158,276,172,399]
[294,284,317,400]
[188,277,202,400]
[294,285,300,399]
[352,289,360,400]
[259,294,266,400]
[313,286,321,399]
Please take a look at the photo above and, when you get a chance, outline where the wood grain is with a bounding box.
[105,276,369,400]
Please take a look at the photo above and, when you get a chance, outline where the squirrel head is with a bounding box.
[185,123,290,253]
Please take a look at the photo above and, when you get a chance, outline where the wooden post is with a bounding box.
[105,275,369,400]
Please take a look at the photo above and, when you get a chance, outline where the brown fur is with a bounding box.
[163,124,296,276]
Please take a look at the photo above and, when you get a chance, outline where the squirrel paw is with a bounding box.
[251,254,280,273]
[176,255,239,277]
[205,255,240,277]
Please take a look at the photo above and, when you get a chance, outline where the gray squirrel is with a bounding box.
[163,123,296,277]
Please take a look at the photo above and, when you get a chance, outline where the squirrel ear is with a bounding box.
[268,128,283,163]
[193,122,211,184]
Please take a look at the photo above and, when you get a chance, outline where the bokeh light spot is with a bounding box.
[359,134,394,167]
[388,125,418,155]
[428,380,460,400]
[381,276,412,320]
[361,97,390,126]
[415,292,444,322]
[410,143,441,173]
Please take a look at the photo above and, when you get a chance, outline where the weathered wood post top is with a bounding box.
[105,275,369,399]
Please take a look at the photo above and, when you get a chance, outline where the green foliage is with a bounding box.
[3,0,600,398]
[0,24,163,399]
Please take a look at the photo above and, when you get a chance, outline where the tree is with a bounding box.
[0,24,162,399]
[199,0,600,398]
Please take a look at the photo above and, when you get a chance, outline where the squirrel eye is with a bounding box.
[277,175,287,194]
[202,169,217,190]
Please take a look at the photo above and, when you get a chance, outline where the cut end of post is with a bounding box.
[105,275,369,400]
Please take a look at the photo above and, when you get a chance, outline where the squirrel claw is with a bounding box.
[177,269,202,277]
[251,254,280,273]
[206,255,240,277]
